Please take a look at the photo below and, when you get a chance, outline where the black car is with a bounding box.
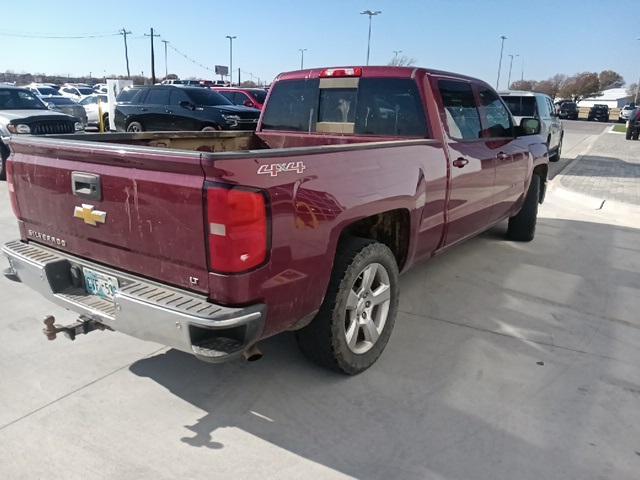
[113,85,260,132]
[558,101,579,120]
[625,108,640,140]
[587,104,610,122]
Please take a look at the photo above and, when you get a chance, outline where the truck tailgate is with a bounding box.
[8,137,209,293]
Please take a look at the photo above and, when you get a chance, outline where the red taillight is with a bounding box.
[206,184,268,273]
[319,67,362,78]
[6,160,20,218]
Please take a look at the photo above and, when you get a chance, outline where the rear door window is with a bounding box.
[144,88,171,105]
[169,88,190,105]
[437,80,482,140]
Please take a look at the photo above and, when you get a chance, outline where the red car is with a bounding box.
[213,87,267,110]
[3,66,547,374]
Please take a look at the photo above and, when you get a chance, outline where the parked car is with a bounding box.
[0,86,83,179]
[619,104,636,122]
[2,66,548,374]
[59,84,95,101]
[625,108,640,140]
[588,104,610,122]
[24,83,61,97]
[113,85,260,132]
[500,91,563,161]
[93,83,108,94]
[79,94,109,127]
[214,87,267,110]
[558,101,579,120]
[43,96,88,126]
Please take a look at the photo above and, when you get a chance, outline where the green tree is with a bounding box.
[509,79,537,91]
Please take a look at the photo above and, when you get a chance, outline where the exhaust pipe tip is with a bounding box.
[243,344,263,362]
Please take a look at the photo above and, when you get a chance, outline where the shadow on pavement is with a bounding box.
[130,217,640,480]
[561,155,640,179]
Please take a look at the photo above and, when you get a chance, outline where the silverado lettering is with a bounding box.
[3,65,548,375]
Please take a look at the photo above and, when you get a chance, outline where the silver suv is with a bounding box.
[619,104,636,122]
[500,91,564,162]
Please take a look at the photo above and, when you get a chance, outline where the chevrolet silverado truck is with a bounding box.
[2,66,548,374]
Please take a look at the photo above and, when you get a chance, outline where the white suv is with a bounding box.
[500,91,564,162]
[619,104,636,122]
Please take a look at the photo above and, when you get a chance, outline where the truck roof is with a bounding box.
[275,66,485,84]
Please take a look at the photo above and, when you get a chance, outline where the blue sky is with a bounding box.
[3,0,639,88]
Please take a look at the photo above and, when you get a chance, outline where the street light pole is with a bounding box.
[361,10,381,66]
[299,48,307,69]
[161,40,169,78]
[496,35,507,90]
[393,50,402,64]
[507,53,519,89]
[521,56,524,82]
[226,35,237,85]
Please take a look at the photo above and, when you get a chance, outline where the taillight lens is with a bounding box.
[206,184,268,273]
[6,159,20,218]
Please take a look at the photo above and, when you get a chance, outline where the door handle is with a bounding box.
[452,157,469,168]
[496,152,509,160]
[71,172,102,201]
[140,107,148,111]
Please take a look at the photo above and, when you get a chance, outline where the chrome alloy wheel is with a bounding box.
[344,262,391,354]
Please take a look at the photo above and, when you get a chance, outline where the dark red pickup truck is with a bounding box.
[3,66,548,374]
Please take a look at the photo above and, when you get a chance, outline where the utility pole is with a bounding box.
[119,28,132,79]
[521,56,524,82]
[507,53,519,90]
[299,48,307,69]
[226,35,237,85]
[361,10,381,66]
[496,35,507,90]
[161,40,169,79]
[393,50,402,64]
[238,68,241,86]
[145,28,160,84]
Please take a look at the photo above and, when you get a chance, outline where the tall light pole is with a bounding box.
[361,10,381,66]
[226,35,237,85]
[299,48,307,69]
[393,50,402,64]
[507,53,519,89]
[521,56,524,82]
[161,40,169,78]
[496,35,507,90]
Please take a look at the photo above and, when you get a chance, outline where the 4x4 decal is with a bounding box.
[257,161,306,177]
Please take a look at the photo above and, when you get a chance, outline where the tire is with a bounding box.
[549,136,562,162]
[507,175,540,242]
[102,113,109,130]
[626,128,633,140]
[201,125,221,132]
[0,142,9,181]
[126,121,144,133]
[296,237,399,375]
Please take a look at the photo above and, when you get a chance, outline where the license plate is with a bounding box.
[83,267,119,300]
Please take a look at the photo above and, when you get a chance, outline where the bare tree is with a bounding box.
[558,72,601,102]
[598,70,624,90]
[509,80,537,91]
[387,55,416,67]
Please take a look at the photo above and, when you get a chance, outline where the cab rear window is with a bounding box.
[262,78,428,137]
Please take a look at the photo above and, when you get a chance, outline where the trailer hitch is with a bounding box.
[42,315,109,341]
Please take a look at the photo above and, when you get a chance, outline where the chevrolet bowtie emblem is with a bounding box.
[74,204,107,226]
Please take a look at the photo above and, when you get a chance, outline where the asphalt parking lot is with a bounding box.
[1,122,639,480]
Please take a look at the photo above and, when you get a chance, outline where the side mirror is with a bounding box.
[179,100,195,110]
[47,103,56,110]
[243,100,254,108]
[519,117,541,135]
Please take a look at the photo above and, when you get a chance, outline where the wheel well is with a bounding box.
[533,164,548,203]
[339,209,410,270]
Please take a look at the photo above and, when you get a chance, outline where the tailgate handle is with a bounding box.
[71,172,102,201]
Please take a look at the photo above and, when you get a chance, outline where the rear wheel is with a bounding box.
[549,136,563,162]
[0,142,9,181]
[633,130,640,141]
[296,237,399,375]
[507,175,540,242]
[126,121,144,133]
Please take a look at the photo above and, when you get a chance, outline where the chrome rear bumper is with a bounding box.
[2,240,265,362]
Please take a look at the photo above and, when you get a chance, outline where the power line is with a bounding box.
[0,30,120,39]
[167,43,215,73]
